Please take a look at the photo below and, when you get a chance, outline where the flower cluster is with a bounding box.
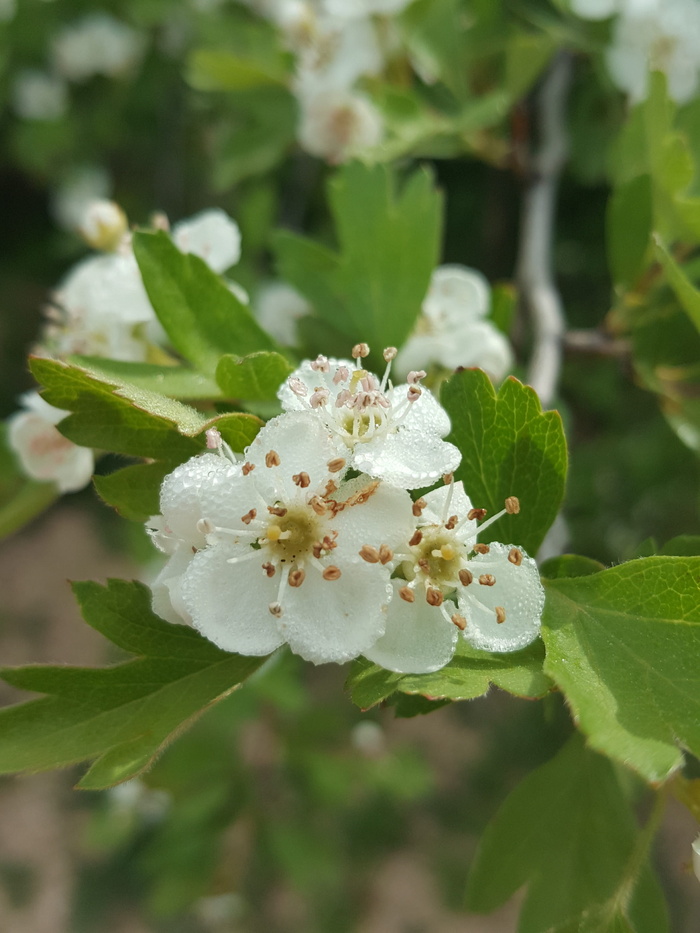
[572,0,700,103]
[246,0,414,162]
[7,202,243,494]
[147,345,544,672]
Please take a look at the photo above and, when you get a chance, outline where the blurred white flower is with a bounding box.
[365,481,544,673]
[7,392,94,493]
[77,199,128,252]
[605,0,700,103]
[279,348,461,489]
[52,13,146,82]
[693,836,700,882]
[50,165,112,233]
[11,70,68,121]
[291,11,384,90]
[395,265,513,382]
[297,86,384,162]
[152,414,415,664]
[323,0,415,18]
[254,281,311,345]
[172,208,242,274]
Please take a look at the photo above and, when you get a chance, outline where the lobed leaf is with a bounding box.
[0,580,267,789]
[466,734,668,933]
[346,640,550,711]
[543,557,700,782]
[441,369,568,556]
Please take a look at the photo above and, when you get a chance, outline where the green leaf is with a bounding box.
[133,230,276,372]
[653,236,700,333]
[186,49,287,91]
[346,639,550,711]
[72,357,222,400]
[606,175,652,287]
[542,557,700,782]
[274,162,442,363]
[539,554,606,579]
[94,461,175,521]
[441,369,568,556]
[0,580,267,789]
[30,358,262,459]
[31,357,206,459]
[659,534,700,556]
[466,734,668,933]
[216,351,293,401]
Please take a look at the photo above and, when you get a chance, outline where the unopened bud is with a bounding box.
[78,199,128,252]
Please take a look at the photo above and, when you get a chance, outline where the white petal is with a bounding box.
[279,559,391,664]
[181,545,285,655]
[7,409,94,492]
[692,836,700,882]
[458,542,544,652]
[421,481,475,535]
[353,430,461,490]
[160,454,240,546]
[423,265,490,325]
[277,357,354,411]
[386,384,452,438]
[331,477,415,561]
[437,321,513,381]
[172,209,242,273]
[364,581,457,674]
[246,411,343,502]
[150,545,195,625]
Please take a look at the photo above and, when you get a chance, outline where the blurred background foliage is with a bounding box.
[0,0,699,930]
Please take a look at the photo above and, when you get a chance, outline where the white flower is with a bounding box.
[52,13,146,82]
[151,413,415,664]
[395,265,513,382]
[77,199,128,252]
[278,347,461,490]
[288,8,383,90]
[254,281,311,345]
[7,392,94,493]
[11,70,68,121]
[45,249,158,361]
[296,86,384,162]
[171,209,242,274]
[605,0,700,103]
[364,481,544,673]
[50,165,112,233]
[322,0,415,18]
[693,836,700,882]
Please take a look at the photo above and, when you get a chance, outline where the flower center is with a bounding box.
[263,507,321,565]
[408,527,464,588]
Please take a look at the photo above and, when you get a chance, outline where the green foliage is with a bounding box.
[72,357,222,400]
[30,357,261,459]
[543,557,700,782]
[216,350,293,401]
[0,580,267,790]
[539,554,606,578]
[274,162,443,364]
[607,174,652,288]
[133,231,276,373]
[93,462,174,522]
[347,640,551,711]
[466,734,668,933]
[442,369,568,556]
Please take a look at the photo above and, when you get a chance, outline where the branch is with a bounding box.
[517,52,573,408]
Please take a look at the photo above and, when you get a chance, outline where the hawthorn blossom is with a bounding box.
[396,266,513,382]
[171,209,242,274]
[254,281,312,345]
[7,392,94,493]
[364,480,545,673]
[605,0,700,103]
[51,13,146,82]
[77,199,128,252]
[297,87,384,162]
[11,70,68,122]
[151,413,415,664]
[278,346,461,489]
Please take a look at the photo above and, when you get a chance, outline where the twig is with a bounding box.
[517,52,573,408]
